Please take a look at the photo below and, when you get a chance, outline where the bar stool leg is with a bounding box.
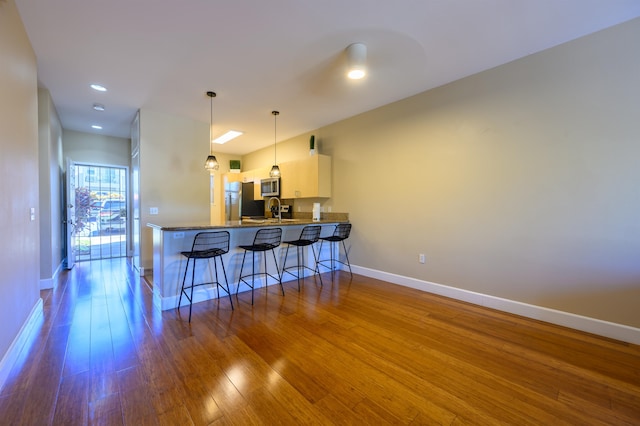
[311,244,323,286]
[219,256,234,309]
[331,240,336,280]
[251,251,256,305]
[271,248,285,296]
[341,240,353,277]
[178,257,190,310]
[189,258,197,322]
[297,246,302,291]
[213,258,220,300]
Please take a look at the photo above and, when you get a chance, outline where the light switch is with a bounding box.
[150,207,159,215]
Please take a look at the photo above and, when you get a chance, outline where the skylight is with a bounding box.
[213,130,243,144]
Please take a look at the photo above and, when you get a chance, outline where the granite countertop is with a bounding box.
[147,214,348,232]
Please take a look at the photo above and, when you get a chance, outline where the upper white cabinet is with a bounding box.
[280,154,331,199]
[225,167,270,200]
[224,155,331,199]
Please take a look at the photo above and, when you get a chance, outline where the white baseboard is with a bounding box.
[39,277,54,290]
[0,298,44,392]
[352,265,640,345]
[39,262,64,290]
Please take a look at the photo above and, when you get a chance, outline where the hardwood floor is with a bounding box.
[0,258,638,425]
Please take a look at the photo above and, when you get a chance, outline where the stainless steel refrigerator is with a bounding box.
[224,181,240,221]
[225,181,265,220]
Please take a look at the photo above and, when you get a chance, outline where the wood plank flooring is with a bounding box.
[0,257,638,425]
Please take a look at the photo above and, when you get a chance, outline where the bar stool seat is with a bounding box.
[237,227,284,304]
[281,225,323,291]
[316,223,353,280]
[178,231,233,322]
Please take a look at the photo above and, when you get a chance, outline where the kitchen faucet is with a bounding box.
[268,197,281,223]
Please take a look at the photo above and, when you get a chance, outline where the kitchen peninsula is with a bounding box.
[147,217,348,311]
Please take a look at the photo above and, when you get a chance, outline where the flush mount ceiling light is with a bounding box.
[90,84,107,92]
[213,130,243,145]
[93,103,105,111]
[346,42,367,80]
[91,125,102,130]
[204,91,220,171]
[269,111,281,178]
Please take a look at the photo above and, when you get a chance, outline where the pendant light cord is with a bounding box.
[209,92,214,155]
[204,91,219,171]
[272,110,280,164]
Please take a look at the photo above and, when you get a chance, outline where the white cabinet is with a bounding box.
[280,154,331,199]
[225,167,270,200]
[224,156,331,200]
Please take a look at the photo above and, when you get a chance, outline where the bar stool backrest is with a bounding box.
[299,225,322,243]
[252,227,282,249]
[191,231,230,256]
[333,223,351,240]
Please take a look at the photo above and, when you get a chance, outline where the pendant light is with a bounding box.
[269,110,281,178]
[204,91,220,171]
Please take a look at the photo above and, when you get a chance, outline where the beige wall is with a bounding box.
[134,19,640,330]
[63,129,131,167]
[0,0,41,359]
[243,130,316,171]
[38,89,63,286]
[314,18,640,328]
[242,19,640,328]
[138,109,240,270]
[242,131,331,213]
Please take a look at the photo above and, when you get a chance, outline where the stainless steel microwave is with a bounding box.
[260,178,280,197]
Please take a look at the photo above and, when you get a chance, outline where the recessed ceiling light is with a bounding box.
[91,125,103,130]
[93,103,105,111]
[213,130,243,144]
[90,84,107,92]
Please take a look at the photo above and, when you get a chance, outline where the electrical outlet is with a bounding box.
[419,253,426,264]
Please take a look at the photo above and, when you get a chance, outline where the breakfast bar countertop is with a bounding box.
[147,213,349,232]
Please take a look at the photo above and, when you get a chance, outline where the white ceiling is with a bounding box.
[15,0,640,155]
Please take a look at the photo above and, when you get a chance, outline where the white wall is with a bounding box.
[0,0,42,367]
[38,89,63,288]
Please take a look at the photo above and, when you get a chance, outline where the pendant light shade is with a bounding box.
[204,91,219,171]
[269,110,281,178]
[204,155,219,170]
[270,165,281,178]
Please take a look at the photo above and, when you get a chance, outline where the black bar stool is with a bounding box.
[236,227,284,304]
[281,225,323,291]
[178,231,233,322]
[316,223,352,279]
